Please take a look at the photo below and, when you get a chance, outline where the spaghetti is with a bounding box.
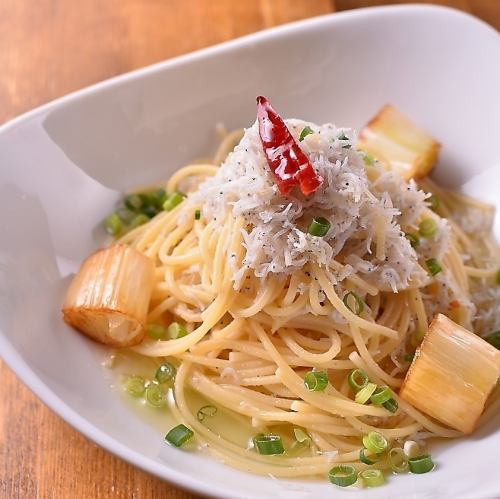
[110,112,500,477]
[64,100,500,483]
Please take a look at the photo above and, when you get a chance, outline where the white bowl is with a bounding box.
[0,5,499,499]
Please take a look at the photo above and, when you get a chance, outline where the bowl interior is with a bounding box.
[0,5,499,499]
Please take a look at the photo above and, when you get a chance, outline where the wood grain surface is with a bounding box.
[0,1,498,498]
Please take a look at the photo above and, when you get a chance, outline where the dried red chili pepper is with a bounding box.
[256,96,323,196]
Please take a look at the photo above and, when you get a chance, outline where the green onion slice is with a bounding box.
[359,469,385,488]
[355,382,377,404]
[370,386,392,405]
[124,193,143,211]
[343,291,364,315]
[299,126,314,141]
[197,405,218,422]
[146,324,167,340]
[104,213,122,236]
[145,383,166,407]
[485,331,500,350]
[408,454,435,474]
[419,218,438,237]
[124,375,146,397]
[116,207,137,224]
[142,205,159,218]
[155,362,176,384]
[428,194,440,212]
[150,188,167,209]
[304,370,329,391]
[165,424,194,447]
[308,217,331,237]
[163,192,185,212]
[328,465,357,487]
[360,151,375,166]
[293,428,310,443]
[167,322,188,340]
[425,258,442,276]
[362,432,388,454]
[194,209,201,220]
[405,232,420,248]
[129,213,150,229]
[253,434,285,455]
[403,353,415,362]
[359,448,380,465]
[389,447,409,473]
[382,398,399,414]
[348,369,369,392]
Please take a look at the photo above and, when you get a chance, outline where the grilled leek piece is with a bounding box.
[62,244,155,347]
[400,314,500,433]
[357,105,440,180]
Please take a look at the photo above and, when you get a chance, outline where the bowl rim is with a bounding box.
[0,5,498,498]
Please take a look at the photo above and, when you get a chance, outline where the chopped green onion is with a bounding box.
[116,207,137,224]
[124,193,143,211]
[360,151,375,166]
[293,428,310,443]
[362,431,388,454]
[370,386,392,405]
[197,405,217,422]
[146,324,167,340]
[359,448,380,465]
[155,362,176,384]
[165,424,194,447]
[142,205,159,218]
[104,213,122,236]
[253,434,284,455]
[405,232,420,248]
[408,454,434,474]
[124,375,146,397]
[167,322,187,339]
[304,370,329,391]
[348,369,369,392]
[485,331,500,349]
[129,213,150,229]
[426,258,442,276]
[299,126,314,141]
[163,192,185,211]
[194,209,201,220]
[419,218,438,238]
[428,194,440,212]
[404,353,415,362]
[150,188,167,209]
[343,291,364,316]
[359,469,385,487]
[145,383,167,407]
[355,382,377,404]
[389,447,409,473]
[328,465,357,487]
[382,398,398,413]
[308,217,331,237]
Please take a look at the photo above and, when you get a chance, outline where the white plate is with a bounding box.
[0,5,499,499]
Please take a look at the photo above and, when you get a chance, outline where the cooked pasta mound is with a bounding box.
[108,113,500,477]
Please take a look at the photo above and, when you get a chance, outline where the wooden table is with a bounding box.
[0,1,498,497]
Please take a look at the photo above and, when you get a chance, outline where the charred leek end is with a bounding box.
[400,314,500,434]
[357,105,441,180]
[62,244,155,347]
